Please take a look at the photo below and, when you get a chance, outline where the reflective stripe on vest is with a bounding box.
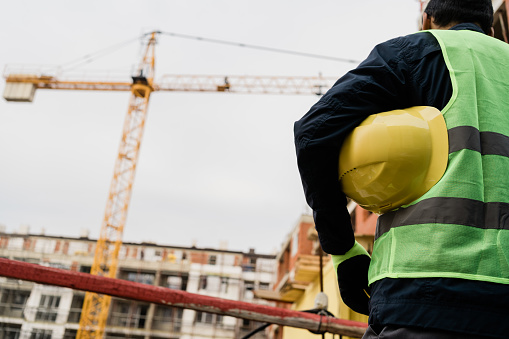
[369,29,509,285]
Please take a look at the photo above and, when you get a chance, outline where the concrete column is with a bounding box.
[144,268,161,338]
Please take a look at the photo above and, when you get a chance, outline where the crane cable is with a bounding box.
[58,30,360,73]
[159,31,361,64]
[59,35,143,72]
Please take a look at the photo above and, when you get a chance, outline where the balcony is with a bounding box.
[254,254,329,303]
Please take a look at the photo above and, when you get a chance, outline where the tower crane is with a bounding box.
[3,31,337,338]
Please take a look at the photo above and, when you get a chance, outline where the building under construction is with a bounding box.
[0,213,372,339]
[0,229,276,339]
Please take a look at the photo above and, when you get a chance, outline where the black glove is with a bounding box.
[331,241,371,315]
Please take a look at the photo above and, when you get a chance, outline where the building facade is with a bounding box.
[0,230,276,339]
[255,206,376,339]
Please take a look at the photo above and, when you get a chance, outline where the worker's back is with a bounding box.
[371,28,509,286]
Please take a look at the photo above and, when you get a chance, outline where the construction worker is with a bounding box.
[294,0,509,338]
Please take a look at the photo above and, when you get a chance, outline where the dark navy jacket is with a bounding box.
[294,24,509,338]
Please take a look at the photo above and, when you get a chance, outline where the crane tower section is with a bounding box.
[76,32,156,339]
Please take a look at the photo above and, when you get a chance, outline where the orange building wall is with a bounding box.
[190,251,208,265]
[289,219,315,270]
[354,206,377,236]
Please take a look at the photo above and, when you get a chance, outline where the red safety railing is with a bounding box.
[0,258,367,338]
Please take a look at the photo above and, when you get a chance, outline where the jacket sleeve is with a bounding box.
[294,36,418,255]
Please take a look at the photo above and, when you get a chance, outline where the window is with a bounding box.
[195,311,222,325]
[216,314,223,325]
[48,262,69,270]
[36,295,60,322]
[156,306,173,319]
[0,289,30,318]
[166,276,182,289]
[126,272,155,285]
[207,276,221,292]
[257,259,275,273]
[13,292,28,306]
[109,301,148,328]
[259,282,270,290]
[198,276,223,292]
[220,277,229,294]
[242,318,251,328]
[63,329,77,339]
[208,255,217,265]
[79,265,91,274]
[0,324,21,339]
[245,281,254,291]
[199,275,208,290]
[242,257,256,272]
[29,329,52,339]
[195,311,213,324]
[244,281,254,299]
[68,295,84,323]
[162,273,188,290]
[242,263,255,272]
[152,306,183,332]
[104,334,144,339]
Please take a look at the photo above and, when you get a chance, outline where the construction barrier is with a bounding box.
[0,258,367,337]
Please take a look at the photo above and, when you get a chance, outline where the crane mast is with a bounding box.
[76,32,156,339]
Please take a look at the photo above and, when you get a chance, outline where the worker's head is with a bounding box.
[422,0,493,35]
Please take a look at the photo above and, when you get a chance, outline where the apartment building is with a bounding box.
[0,228,276,339]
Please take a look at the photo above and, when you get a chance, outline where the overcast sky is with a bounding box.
[0,0,421,254]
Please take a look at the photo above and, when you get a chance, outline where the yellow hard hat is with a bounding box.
[339,106,448,214]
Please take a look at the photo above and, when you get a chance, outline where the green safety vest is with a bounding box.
[369,29,509,286]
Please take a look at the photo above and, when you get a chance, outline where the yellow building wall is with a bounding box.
[282,259,368,339]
